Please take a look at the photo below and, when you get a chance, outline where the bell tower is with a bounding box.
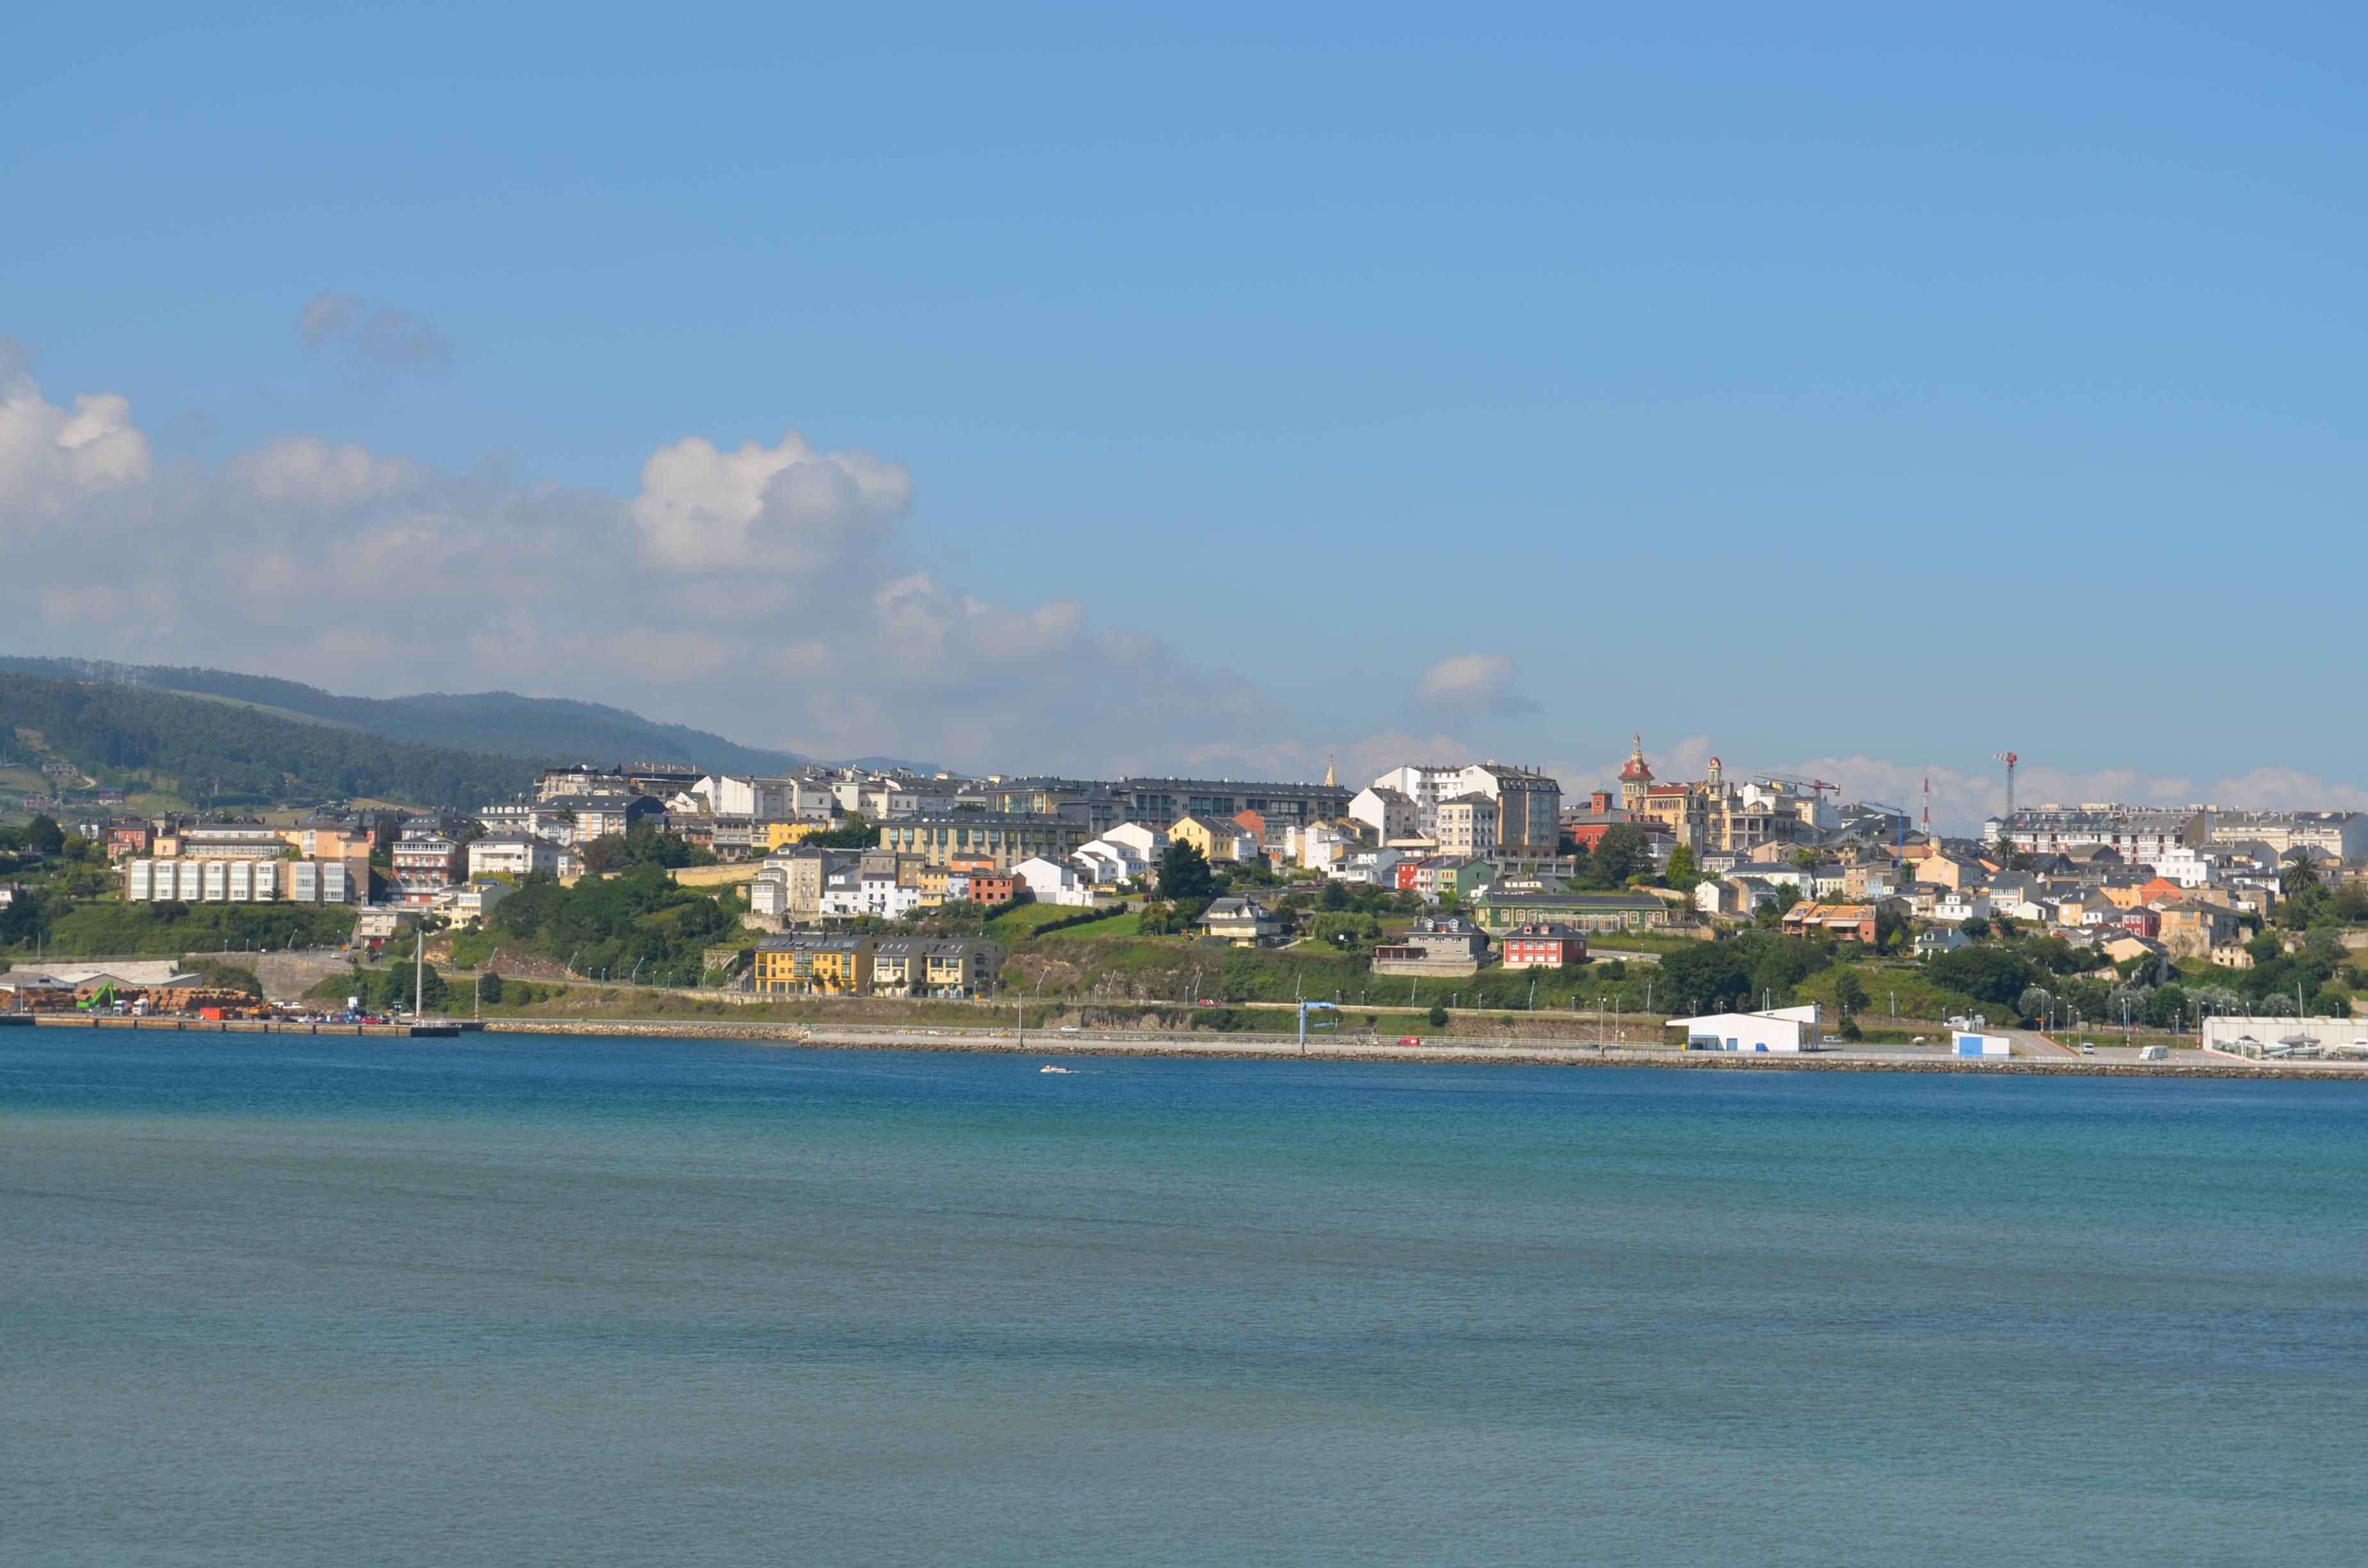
[1618,735,1653,814]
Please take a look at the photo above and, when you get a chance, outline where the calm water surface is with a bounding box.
[3,1033,2364,1565]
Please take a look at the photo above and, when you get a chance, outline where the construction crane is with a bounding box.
[1992,752,2019,819]
[1854,802,1912,859]
[1752,771,1840,796]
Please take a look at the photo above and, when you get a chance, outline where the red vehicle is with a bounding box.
[1397,1035,1422,1046]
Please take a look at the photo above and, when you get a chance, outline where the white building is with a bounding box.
[1933,890,1992,924]
[2150,845,2224,888]
[1329,849,1407,887]
[124,856,358,904]
[478,800,577,844]
[830,779,925,820]
[1349,786,1418,841]
[1073,839,1148,886]
[433,881,513,925]
[2196,810,2368,861]
[1434,794,1499,857]
[1013,856,1096,907]
[1290,820,1358,870]
[691,774,839,822]
[468,834,578,880]
[1983,805,2195,865]
[1671,1004,1822,1052]
[1101,821,1169,867]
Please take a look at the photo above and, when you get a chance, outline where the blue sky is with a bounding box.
[4,4,2364,821]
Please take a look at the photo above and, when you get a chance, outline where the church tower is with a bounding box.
[1618,735,1653,814]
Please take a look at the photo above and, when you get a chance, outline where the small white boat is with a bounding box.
[1039,1064,1074,1074]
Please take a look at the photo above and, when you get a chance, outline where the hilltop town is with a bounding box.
[8,720,2365,1057]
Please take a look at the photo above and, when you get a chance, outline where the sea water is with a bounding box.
[3,1033,2363,1565]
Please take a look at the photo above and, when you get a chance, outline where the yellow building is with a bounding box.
[1169,813,1251,863]
[762,821,837,853]
[752,934,875,995]
[875,813,1087,871]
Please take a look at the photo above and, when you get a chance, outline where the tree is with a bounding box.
[24,814,64,856]
[1583,825,1649,889]
[579,821,710,872]
[477,969,506,1005]
[1158,840,1217,902]
[2144,984,2187,1029]
[1959,916,1992,942]
[1659,942,1753,1013]
[1427,1004,1448,1028]
[1665,844,1700,892]
[1927,947,2040,1008]
[802,813,877,850]
[1834,969,1869,1017]
[2282,848,2323,896]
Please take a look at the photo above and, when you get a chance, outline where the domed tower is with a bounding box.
[1706,755,1723,793]
[1618,735,1653,813]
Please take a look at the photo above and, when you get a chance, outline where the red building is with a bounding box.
[1498,922,1589,969]
[104,822,156,860]
[2119,906,2163,940]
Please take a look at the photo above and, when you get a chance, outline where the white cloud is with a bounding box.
[298,292,454,373]
[0,370,152,514]
[0,359,1290,774]
[1410,651,1533,714]
[227,435,427,508]
[629,430,915,576]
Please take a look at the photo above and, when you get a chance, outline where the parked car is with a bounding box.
[1821,1034,1842,1046]
[1397,1036,1422,1047]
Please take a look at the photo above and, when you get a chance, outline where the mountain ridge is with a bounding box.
[0,657,926,776]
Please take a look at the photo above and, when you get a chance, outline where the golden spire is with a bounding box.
[1324,751,1336,788]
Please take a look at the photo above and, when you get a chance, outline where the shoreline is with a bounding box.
[476,1018,2368,1080]
[13,1011,2360,1079]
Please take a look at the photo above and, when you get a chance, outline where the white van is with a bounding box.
[2137,1045,2169,1062]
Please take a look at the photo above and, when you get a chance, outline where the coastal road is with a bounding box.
[2007,1029,2079,1060]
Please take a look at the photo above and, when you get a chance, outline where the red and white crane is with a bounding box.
[1992,752,2018,819]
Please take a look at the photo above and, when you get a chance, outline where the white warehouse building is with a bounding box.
[1670,1004,1823,1053]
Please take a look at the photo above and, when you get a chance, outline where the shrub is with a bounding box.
[192,961,263,998]
[1427,1004,1448,1028]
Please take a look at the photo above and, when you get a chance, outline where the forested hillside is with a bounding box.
[0,657,832,773]
[0,673,540,808]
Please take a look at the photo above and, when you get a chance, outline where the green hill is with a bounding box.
[0,656,878,774]
[1,671,542,809]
